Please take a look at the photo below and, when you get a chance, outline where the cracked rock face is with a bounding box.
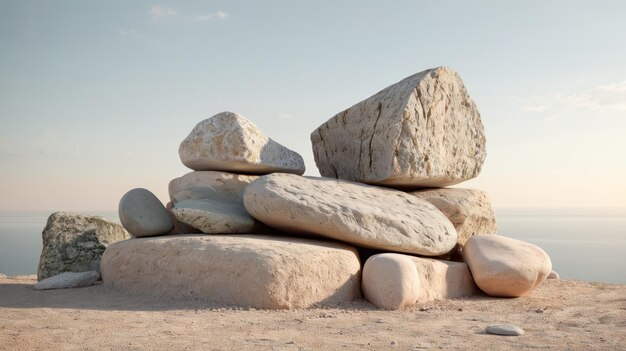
[243,173,457,256]
[38,212,131,281]
[179,112,305,175]
[311,67,486,188]
[409,188,497,247]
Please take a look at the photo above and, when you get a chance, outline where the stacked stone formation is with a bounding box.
[98,67,552,310]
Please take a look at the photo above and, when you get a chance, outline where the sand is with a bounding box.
[0,275,624,350]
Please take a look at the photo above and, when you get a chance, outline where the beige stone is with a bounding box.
[463,235,552,297]
[362,253,477,310]
[409,188,497,246]
[311,67,485,188]
[243,173,457,256]
[168,171,258,205]
[100,235,362,309]
[179,112,305,175]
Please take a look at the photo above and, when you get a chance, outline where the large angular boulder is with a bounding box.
[100,235,362,309]
[169,171,261,233]
[118,188,174,237]
[243,173,457,256]
[463,235,552,297]
[179,112,305,175]
[311,67,486,188]
[38,212,131,281]
[409,188,497,246]
[362,253,477,310]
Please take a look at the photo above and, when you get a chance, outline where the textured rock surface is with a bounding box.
[464,235,552,297]
[179,112,305,175]
[362,253,477,310]
[244,173,457,256]
[311,67,486,188]
[118,188,174,237]
[168,171,258,205]
[409,188,497,246]
[38,212,131,281]
[169,171,261,233]
[486,325,525,336]
[172,199,259,234]
[33,271,100,290]
[101,235,362,309]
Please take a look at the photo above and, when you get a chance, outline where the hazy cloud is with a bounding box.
[150,5,177,20]
[516,80,626,120]
[192,11,228,22]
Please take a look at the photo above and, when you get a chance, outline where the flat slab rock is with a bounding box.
[409,188,497,246]
[100,235,362,309]
[486,325,525,336]
[311,66,486,188]
[38,212,131,281]
[179,112,305,175]
[34,271,100,290]
[362,253,477,310]
[243,173,457,256]
[464,235,552,297]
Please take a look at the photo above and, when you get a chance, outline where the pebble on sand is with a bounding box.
[485,324,525,336]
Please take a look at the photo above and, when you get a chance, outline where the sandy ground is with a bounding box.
[0,276,624,351]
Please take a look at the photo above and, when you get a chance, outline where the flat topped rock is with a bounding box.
[100,235,362,309]
[409,188,497,247]
[311,66,486,188]
[179,112,305,175]
[486,325,525,336]
[243,173,457,256]
[34,271,100,290]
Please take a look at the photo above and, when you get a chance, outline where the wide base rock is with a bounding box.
[362,253,477,310]
[100,235,362,309]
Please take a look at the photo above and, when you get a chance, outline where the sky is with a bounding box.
[0,0,625,211]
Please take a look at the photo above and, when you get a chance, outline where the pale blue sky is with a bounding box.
[1,1,625,211]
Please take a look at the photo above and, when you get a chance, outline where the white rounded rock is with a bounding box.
[34,271,100,290]
[362,253,477,310]
[100,234,362,309]
[119,188,174,237]
[243,173,457,256]
[179,112,305,175]
[463,235,552,297]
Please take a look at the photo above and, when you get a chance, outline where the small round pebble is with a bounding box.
[548,271,560,279]
[486,324,525,336]
[390,340,398,346]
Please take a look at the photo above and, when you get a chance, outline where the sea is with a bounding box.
[0,209,625,284]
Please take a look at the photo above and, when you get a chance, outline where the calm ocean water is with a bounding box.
[0,209,624,284]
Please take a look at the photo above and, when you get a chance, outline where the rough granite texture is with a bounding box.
[311,67,486,188]
[38,212,131,281]
[100,235,362,309]
[362,253,477,310]
[118,188,174,237]
[33,271,100,290]
[169,171,261,234]
[409,188,497,246]
[243,173,457,256]
[179,112,305,175]
[463,235,552,297]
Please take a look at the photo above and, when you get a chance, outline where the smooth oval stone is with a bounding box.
[486,325,525,336]
[548,270,560,279]
[243,173,457,256]
[464,235,552,297]
[119,188,174,237]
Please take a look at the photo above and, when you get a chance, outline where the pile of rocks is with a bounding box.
[99,66,552,309]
